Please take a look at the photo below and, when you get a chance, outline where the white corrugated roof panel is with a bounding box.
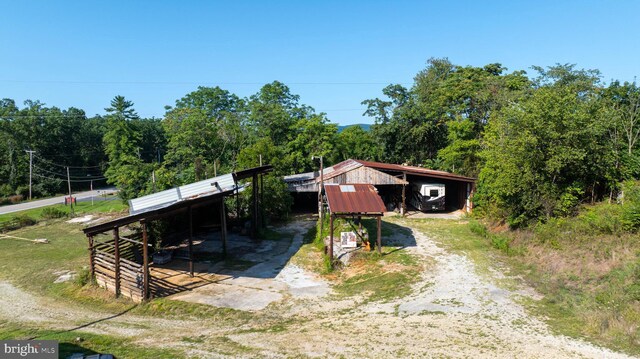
[128,173,237,215]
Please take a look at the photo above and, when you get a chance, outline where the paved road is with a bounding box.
[0,188,118,215]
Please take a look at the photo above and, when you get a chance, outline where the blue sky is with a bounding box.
[1,1,638,125]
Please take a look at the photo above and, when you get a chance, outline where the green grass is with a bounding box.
[0,221,89,295]
[294,217,425,302]
[0,322,184,359]
[0,199,126,225]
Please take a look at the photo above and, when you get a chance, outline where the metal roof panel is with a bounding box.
[324,183,386,214]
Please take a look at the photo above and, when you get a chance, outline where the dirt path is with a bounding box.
[0,220,635,358]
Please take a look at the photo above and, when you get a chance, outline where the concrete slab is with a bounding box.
[167,219,329,311]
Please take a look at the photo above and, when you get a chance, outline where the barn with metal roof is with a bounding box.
[284,159,475,214]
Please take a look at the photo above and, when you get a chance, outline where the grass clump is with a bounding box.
[0,214,37,232]
[41,206,68,219]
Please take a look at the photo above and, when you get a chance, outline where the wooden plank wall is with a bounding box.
[328,166,405,185]
[93,237,144,302]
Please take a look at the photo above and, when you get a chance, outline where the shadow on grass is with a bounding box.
[28,305,137,340]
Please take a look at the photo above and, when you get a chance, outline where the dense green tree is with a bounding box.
[284,114,338,175]
[248,81,311,147]
[366,58,529,176]
[0,99,107,198]
[365,83,443,165]
[601,81,640,182]
[163,87,247,184]
[103,96,150,202]
[336,125,380,161]
[475,65,610,226]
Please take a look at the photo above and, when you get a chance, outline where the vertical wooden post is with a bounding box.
[376,216,382,254]
[88,235,95,280]
[251,173,258,239]
[142,220,149,301]
[329,214,334,267]
[260,173,265,229]
[188,206,194,277]
[402,172,407,216]
[220,199,228,257]
[235,178,240,219]
[113,227,120,297]
[466,182,473,213]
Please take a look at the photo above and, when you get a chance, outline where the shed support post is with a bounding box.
[188,206,194,277]
[251,173,258,239]
[235,178,240,219]
[142,220,149,301]
[376,216,382,254]
[113,227,120,298]
[466,182,472,213]
[260,173,265,229]
[402,172,407,216]
[329,214,334,268]
[220,199,228,257]
[88,235,95,280]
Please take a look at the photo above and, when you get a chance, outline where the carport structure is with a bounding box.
[356,160,476,213]
[82,165,272,302]
[284,159,475,214]
[324,183,386,266]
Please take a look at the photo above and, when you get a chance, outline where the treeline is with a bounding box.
[364,59,640,227]
[1,58,639,226]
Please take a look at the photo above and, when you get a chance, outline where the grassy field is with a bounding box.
[0,199,126,225]
[397,213,640,357]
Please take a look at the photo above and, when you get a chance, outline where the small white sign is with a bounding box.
[341,232,358,248]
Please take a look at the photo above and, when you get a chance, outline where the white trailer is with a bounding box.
[410,182,446,211]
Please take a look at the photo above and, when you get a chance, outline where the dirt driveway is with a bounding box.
[0,219,634,358]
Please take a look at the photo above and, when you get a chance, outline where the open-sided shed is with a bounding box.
[357,160,476,212]
[324,183,386,266]
[82,165,272,302]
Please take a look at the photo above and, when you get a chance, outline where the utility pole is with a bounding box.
[319,156,324,223]
[152,170,156,193]
[67,167,74,216]
[24,150,35,200]
[87,174,94,206]
[312,155,324,224]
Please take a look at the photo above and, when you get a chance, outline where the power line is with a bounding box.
[1,108,369,118]
[33,173,107,182]
[33,165,104,179]
[0,80,408,85]
[34,154,103,169]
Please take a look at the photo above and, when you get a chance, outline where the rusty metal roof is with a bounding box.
[324,183,386,215]
[354,160,476,182]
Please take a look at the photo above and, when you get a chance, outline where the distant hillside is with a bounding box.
[337,123,372,132]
